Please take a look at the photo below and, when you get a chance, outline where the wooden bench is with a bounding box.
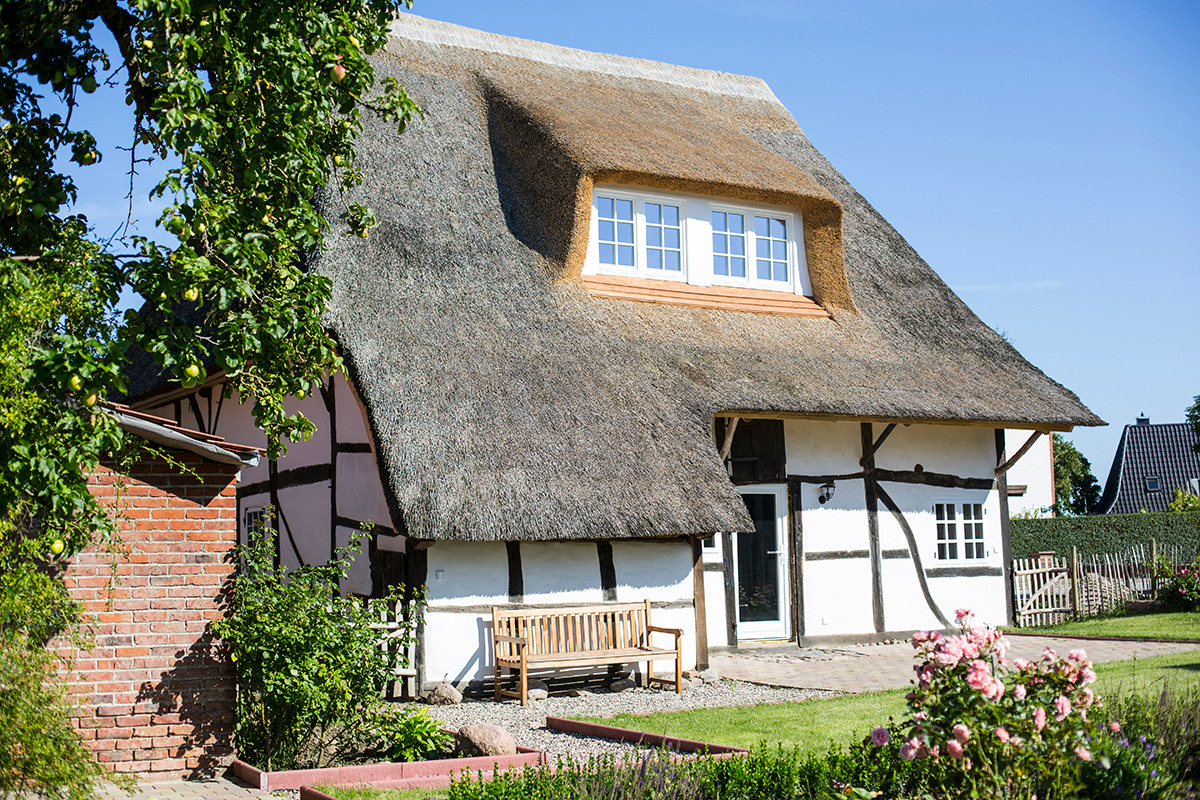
[492,600,683,705]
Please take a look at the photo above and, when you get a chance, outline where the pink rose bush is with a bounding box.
[872,610,1104,798]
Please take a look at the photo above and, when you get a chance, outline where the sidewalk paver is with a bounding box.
[711,635,1200,694]
[94,775,273,800]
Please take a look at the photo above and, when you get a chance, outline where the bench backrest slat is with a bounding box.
[494,602,653,655]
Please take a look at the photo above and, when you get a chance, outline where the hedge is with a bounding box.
[1011,511,1200,559]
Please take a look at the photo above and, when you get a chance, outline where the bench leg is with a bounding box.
[494,661,501,701]
[646,658,653,689]
[519,651,528,706]
[675,655,682,694]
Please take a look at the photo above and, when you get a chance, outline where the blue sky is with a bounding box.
[70,1,1199,477]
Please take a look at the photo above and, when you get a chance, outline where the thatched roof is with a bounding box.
[311,16,1100,542]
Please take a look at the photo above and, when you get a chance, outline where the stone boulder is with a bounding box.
[609,677,637,693]
[422,681,463,706]
[455,723,517,756]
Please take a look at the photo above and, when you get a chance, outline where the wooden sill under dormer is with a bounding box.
[581,274,830,318]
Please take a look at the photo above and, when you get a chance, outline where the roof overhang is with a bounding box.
[105,406,259,468]
[715,410,1075,433]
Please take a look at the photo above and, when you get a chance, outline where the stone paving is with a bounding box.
[711,633,1200,694]
[93,775,274,800]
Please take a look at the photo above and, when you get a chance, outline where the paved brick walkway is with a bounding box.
[711,634,1200,694]
[93,776,272,800]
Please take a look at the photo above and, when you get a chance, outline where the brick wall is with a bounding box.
[63,450,240,779]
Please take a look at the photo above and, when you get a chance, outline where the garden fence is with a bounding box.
[1012,540,1199,627]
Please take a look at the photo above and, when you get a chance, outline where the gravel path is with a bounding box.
[421,680,839,758]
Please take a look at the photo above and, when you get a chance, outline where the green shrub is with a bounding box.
[213,526,422,770]
[0,634,128,800]
[353,705,453,762]
[1159,560,1200,612]
[1011,512,1200,559]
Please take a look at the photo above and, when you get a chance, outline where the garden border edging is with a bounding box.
[545,716,749,755]
[231,746,546,791]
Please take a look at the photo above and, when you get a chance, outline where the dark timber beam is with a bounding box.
[874,484,953,628]
[874,468,994,491]
[996,429,1017,626]
[995,431,1045,477]
[717,417,740,462]
[860,423,885,633]
[859,422,897,466]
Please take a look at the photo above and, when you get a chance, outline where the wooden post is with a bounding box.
[1151,538,1159,598]
[1071,546,1080,620]
[691,536,709,670]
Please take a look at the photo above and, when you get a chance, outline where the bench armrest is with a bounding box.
[493,635,528,646]
[646,625,683,637]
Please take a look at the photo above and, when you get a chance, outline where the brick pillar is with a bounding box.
[62,450,240,779]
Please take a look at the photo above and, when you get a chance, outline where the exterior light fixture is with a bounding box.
[818,481,836,504]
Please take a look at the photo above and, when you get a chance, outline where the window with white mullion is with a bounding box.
[935,503,957,561]
[754,215,789,283]
[962,503,985,560]
[645,202,683,273]
[711,210,747,279]
[597,195,635,268]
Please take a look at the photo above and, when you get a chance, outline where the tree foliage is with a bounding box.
[1052,434,1102,516]
[1188,394,1200,454]
[2,0,418,791]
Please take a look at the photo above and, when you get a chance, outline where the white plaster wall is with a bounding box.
[335,524,373,595]
[278,482,332,570]
[522,542,605,604]
[784,420,1007,638]
[425,542,509,606]
[611,541,692,602]
[336,451,392,528]
[334,373,372,443]
[1004,430,1054,517]
[422,540,699,684]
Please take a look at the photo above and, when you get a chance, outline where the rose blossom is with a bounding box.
[946,739,964,759]
[1013,658,1032,671]
[952,723,970,743]
[1075,746,1093,761]
[899,738,920,760]
[995,727,1010,743]
[1033,707,1047,731]
[1109,721,1121,733]
[1068,648,1088,662]
[871,726,890,747]
[1042,647,1057,661]
[955,608,973,623]
[1079,667,1097,686]
[1054,695,1072,721]
[1013,684,1027,701]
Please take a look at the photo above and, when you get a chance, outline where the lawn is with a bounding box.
[1016,610,1200,641]
[571,651,1200,752]
[320,785,448,800]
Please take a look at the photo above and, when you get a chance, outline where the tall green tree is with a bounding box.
[1052,434,1102,516]
[2,0,417,793]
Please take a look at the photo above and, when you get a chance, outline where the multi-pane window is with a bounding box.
[597,196,635,267]
[645,203,682,272]
[935,503,957,560]
[712,211,747,278]
[589,187,811,294]
[755,216,788,282]
[935,502,985,561]
[961,503,984,560]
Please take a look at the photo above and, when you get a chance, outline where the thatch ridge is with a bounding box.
[309,19,1099,543]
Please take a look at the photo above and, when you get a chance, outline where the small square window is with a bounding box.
[1145,476,1161,492]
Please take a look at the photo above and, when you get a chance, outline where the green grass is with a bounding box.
[576,690,909,756]
[1016,610,1200,640]
[1094,650,1200,697]
[318,784,448,800]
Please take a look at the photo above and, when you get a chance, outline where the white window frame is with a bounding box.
[708,203,801,293]
[590,187,689,283]
[586,185,813,296]
[933,500,987,562]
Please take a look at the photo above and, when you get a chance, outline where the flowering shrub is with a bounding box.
[873,609,1103,799]
[1159,559,1200,611]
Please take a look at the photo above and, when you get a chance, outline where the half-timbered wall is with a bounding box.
[704,419,1010,646]
[139,373,396,595]
[1003,429,1054,517]
[422,539,696,688]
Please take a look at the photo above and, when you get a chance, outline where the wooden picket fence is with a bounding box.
[1013,540,1198,627]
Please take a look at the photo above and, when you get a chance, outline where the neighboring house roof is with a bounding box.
[1096,419,1200,514]
[127,17,1102,543]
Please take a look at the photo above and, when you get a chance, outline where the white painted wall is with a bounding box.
[1004,430,1054,517]
[422,539,698,686]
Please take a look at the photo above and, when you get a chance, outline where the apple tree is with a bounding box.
[4,0,419,788]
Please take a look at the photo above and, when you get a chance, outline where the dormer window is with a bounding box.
[1145,476,1161,492]
[587,186,812,296]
